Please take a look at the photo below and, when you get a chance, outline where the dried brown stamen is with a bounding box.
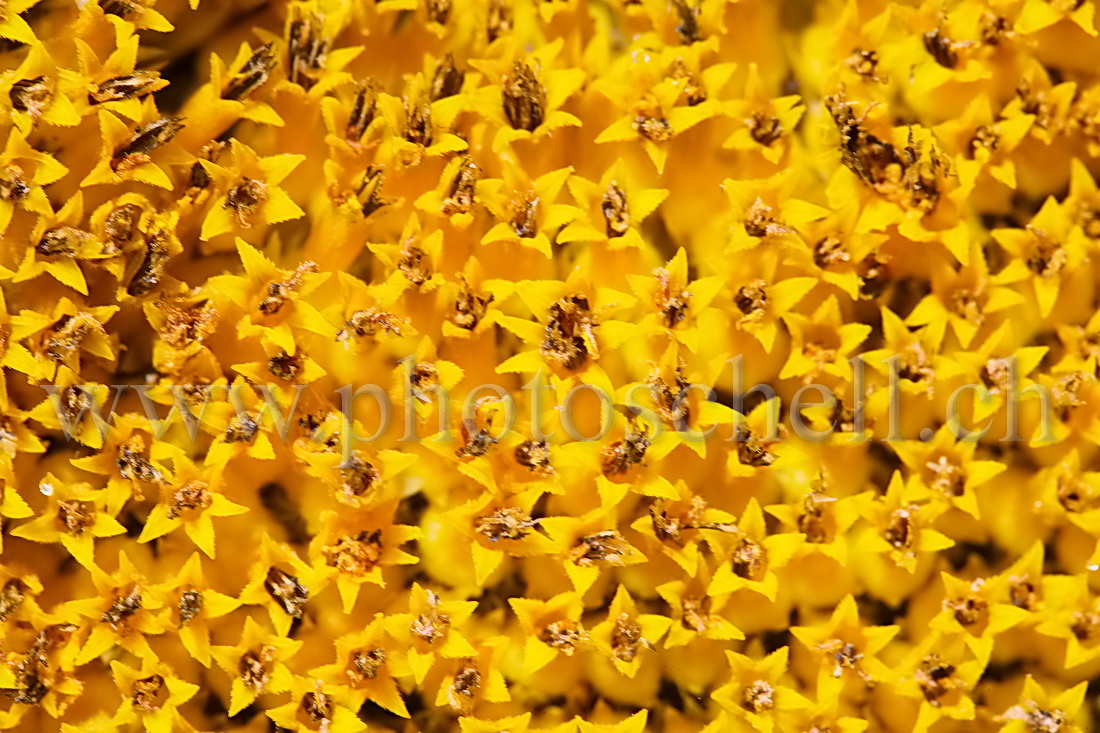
[411,590,450,643]
[431,53,463,100]
[569,530,631,566]
[239,645,276,691]
[602,182,630,238]
[741,680,775,712]
[224,177,269,228]
[451,276,492,330]
[131,675,166,712]
[10,76,52,118]
[503,62,546,132]
[542,295,597,370]
[167,481,212,519]
[323,529,383,576]
[177,589,203,627]
[476,507,539,542]
[441,157,480,216]
[102,585,142,628]
[264,567,309,618]
[223,44,276,101]
[58,500,96,535]
[111,116,184,172]
[515,440,554,474]
[540,619,584,654]
[89,72,163,105]
[610,613,646,662]
[340,453,380,499]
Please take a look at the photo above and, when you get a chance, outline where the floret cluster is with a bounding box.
[2,0,1100,731]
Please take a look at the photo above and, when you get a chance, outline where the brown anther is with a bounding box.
[610,613,646,662]
[540,619,584,654]
[0,579,26,621]
[224,177,269,228]
[117,436,164,498]
[897,342,934,384]
[1071,610,1100,641]
[734,280,768,317]
[601,430,649,475]
[736,426,775,467]
[398,239,431,286]
[741,680,775,712]
[287,14,328,90]
[341,308,404,340]
[177,589,203,627]
[949,288,982,323]
[846,49,882,81]
[926,455,965,497]
[0,165,29,202]
[239,645,276,691]
[923,29,960,69]
[102,585,142,629]
[944,582,989,626]
[980,356,1011,392]
[404,91,433,147]
[602,182,630,238]
[258,262,317,314]
[541,295,597,370]
[456,422,496,458]
[475,507,538,542]
[89,72,163,105]
[885,505,918,552]
[569,530,631,566]
[268,350,302,381]
[347,648,386,684]
[451,276,493,330]
[731,536,765,579]
[681,595,711,632]
[515,439,555,474]
[1026,228,1067,278]
[224,412,259,443]
[748,111,783,147]
[969,125,1000,157]
[111,115,184,172]
[264,567,309,618]
[633,113,673,142]
[167,481,212,519]
[10,76,52,118]
[448,663,481,711]
[299,691,333,727]
[346,81,377,144]
[36,226,92,257]
[411,590,450,644]
[340,453,380,499]
[441,156,480,216]
[1009,576,1039,610]
[672,0,701,43]
[58,500,96,535]
[818,639,864,679]
[223,44,276,101]
[486,0,512,39]
[668,59,706,105]
[131,674,166,713]
[510,190,539,238]
[323,529,383,576]
[649,364,691,426]
[744,198,788,238]
[502,62,546,132]
[104,203,143,248]
[798,495,830,544]
[916,655,960,705]
[654,267,691,327]
[814,236,850,269]
[431,53,463,99]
